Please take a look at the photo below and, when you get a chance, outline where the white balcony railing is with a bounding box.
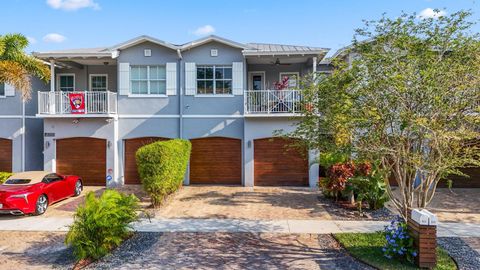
[38,91,117,116]
[245,90,304,115]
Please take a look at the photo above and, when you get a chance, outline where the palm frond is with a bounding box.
[0,60,31,100]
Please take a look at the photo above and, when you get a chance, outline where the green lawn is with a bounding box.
[334,232,457,270]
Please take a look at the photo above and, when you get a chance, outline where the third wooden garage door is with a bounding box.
[56,137,106,186]
[190,137,242,185]
[254,137,308,186]
[124,137,168,185]
[0,138,12,172]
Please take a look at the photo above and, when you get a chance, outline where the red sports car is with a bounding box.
[0,171,83,215]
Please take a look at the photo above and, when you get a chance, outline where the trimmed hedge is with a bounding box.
[0,172,12,184]
[136,139,191,206]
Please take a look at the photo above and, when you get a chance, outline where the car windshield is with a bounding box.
[4,179,31,185]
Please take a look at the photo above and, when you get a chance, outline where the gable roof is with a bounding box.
[243,43,329,56]
[110,35,179,51]
[180,35,248,51]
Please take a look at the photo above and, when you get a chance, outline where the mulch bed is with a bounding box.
[317,194,396,221]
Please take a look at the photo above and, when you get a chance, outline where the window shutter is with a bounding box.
[166,62,177,95]
[185,62,196,95]
[5,83,15,96]
[118,62,130,96]
[232,62,244,95]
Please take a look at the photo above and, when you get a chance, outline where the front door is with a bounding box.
[249,72,265,90]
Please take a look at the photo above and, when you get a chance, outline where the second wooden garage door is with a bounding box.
[0,138,12,172]
[56,137,106,186]
[190,137,242,185]
[124,137,168,185]
[254,137,308,186]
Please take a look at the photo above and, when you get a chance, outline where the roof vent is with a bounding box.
[144,49,152,57]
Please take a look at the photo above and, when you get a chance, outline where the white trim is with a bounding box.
[181,35,248,51]
[0,115,23,119]
[242,51,327,56]
[111,35,178,51]
[127,94,168,98]
[56,73,76,91]
[89,74,108,92]
[130,65,167,95]
[183,114,243,118]
[194,94,235,98]
[118,114,180,119]
[248,71,266,90]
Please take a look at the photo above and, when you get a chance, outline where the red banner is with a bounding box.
[69,93,85,114]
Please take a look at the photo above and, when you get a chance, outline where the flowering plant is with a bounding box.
[274,76,290,90]
[383,216,417,262]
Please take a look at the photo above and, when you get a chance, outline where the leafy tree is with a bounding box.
[0,33,50,100]
[293,10,480,219]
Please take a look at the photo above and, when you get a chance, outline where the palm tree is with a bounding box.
[0,33,50,100]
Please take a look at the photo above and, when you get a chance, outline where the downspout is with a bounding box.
[21,99,25,171]
[177,49,183,138]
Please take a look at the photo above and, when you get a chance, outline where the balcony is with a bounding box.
[245,90,304,116]
[38,91,117,117]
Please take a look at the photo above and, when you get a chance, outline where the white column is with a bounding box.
[308,149,320,189]
[50,60,55,92]
[312,57,317,76]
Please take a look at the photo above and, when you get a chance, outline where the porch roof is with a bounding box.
[243,43,329,56]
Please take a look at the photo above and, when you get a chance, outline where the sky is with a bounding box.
[1,0,479,56]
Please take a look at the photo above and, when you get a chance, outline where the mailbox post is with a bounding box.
[408,209,438,268]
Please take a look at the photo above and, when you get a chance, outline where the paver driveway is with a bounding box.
[156,186,332,220]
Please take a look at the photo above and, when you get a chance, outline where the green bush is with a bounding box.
[136,139,191,206]
[65,190,139,261]
[0,172,12,184]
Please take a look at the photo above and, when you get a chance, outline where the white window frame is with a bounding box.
[196,65,233,96]
[56,73,75,92]
[279,72,300,89]
[0,83,5,98]
[89,74,108,92]
[129,65,167,97]
[248,71,266,90]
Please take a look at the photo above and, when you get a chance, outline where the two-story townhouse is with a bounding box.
[0,78,46,173]
[8,35,329,188]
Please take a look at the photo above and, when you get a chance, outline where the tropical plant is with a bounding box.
[0,33,50,100]
[383,216,417,262]
[136,139,191,206]
[65,190,139,261]
[0,172,12,184]
[348,162,390,211]
[290,10,480,220]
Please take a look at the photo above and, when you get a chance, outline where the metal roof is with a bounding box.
[243,43,329,56]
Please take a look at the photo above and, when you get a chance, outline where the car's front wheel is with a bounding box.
[74,180,83,197]
[35,195,48,215]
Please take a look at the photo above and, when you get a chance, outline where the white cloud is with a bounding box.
[193,25,215,36]
[43,33,67,43]
[27,36,37,44]
[418,8,447,19]
[46,0,100,11]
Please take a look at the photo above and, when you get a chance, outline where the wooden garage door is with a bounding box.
[0,138,12,172]
[254,137,308,186]
[124,137,168,185]
[190,137,242,185]
[56,137,106,186]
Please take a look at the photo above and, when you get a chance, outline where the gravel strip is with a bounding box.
[438,237,480,270]
[317,195,396,221]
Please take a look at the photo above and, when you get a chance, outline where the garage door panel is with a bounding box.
[124,137,169,185]
[254,137,308,186]
[56,138,106,186]
[190,137,241,185]
[0,138,12,172]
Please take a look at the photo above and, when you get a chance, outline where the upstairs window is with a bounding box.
[197,65,232,95]
[0,83,5,97]
[58,74,75,91]
[131,65,166,95]
[90,74,108,91]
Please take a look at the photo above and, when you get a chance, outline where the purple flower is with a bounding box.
[412,251,417,257]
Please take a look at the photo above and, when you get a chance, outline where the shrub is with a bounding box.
[65,190,139,261]
[383,216,417,262]
[136,139,191,206]
[0,172,12,184]
[348,162,389,210]
[323,161,356,198]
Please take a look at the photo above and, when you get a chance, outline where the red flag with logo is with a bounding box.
[69,93,85,114]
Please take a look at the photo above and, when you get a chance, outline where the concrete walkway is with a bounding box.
[1,216,480,237]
